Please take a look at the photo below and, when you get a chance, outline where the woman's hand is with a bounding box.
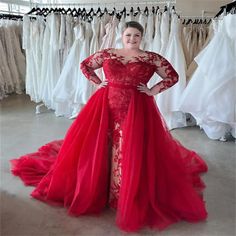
[97,80,108,89]
[137,83,154,96]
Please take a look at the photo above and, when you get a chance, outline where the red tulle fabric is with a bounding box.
[10,51,208,232]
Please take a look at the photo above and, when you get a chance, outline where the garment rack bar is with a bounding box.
[33,0,176,7]
[0,10,25,15]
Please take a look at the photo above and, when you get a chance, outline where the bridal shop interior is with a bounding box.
[0,0,235,235]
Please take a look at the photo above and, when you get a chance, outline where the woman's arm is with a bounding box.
[151,54,179,94]
[80,49,109,84]
[137,53,179,96]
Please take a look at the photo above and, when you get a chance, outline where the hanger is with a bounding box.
[152,6,155,14]
[104,7,108,13]
[144,6,149,16]
[69,7,77,17]
[88,7,94,16]
[121,7,126,17]
[26,7,37,15]
[111,7,116,16]
[130,7,134,13]
[66,7,72,15]
[0,13,23,20]
[96,7,102,14]
[186,18,192,25]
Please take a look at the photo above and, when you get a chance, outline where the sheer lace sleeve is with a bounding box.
[150,52,179,94]
[80,49,110,84]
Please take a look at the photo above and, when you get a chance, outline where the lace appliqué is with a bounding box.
[109,122,122,209]
[148,52,179,93]
[80,48,111,84]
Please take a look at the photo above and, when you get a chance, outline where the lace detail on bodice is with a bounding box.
[80,48,179,123]
[80,48,178,89]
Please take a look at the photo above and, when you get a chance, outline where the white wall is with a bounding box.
[176,0,230,17]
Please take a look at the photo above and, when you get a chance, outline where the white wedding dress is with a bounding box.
[53,22,94,117]
[159,10,169,56]
[179,14,236,139]
[152,9,162,54]
[155,13,187,129]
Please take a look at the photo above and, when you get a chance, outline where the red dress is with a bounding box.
[10,48,208,232]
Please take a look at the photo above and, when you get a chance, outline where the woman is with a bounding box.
[11,21,208,232]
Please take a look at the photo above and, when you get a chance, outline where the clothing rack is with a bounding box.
[0,13,23,20]
[32,0,176,8]
[0,10,24,20]
[28,0,176,16]
[181,17,212,25]
[214,0,236,17]
[29,1,176,115]
[26,6,171,19]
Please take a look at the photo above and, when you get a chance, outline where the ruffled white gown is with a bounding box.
[53,22,94,117]
[156,13,187,129]
[179,14,236,139]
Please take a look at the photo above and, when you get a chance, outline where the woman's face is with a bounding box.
[122,27,142,49]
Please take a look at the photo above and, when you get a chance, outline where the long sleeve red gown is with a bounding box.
[10,48,208,232]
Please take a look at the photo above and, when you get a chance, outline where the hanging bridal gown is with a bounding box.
[31,16,45,103]
[72,22,94,110]
[90,17,100,54]
[41,14,61,110]
[100,16,119,50]
[179,14,236,139]
[159,10,169,56]
[138,13,147,50]
[114,15,125,49]
[53,22,93,118]
[11,48,207,232]
[0,23,14,97]
[98,16,119,82]
[144,12,154,51]
[0,19,25,99]
[39,17,50,103]
[9,22,26,92]
[152,9,162,54]
[156,13,187,129]
[2,20,22,95]
[148,10,162,89]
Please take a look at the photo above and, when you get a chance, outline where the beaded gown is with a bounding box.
[11,48,208,232]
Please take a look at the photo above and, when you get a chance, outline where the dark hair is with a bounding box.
[123,21,144,36]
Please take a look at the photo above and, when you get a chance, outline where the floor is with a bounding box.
[1,94,235,236]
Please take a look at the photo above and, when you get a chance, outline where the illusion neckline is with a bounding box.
[108,49,150,66]
[108,58,150,66]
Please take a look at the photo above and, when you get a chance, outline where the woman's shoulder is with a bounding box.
[97,48,115,56]
[145,50,160,57]
[145,51,166,60]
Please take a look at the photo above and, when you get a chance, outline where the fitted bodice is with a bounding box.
[80,48,178,87]
[80,48,179,123]
[103,58,156,87]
